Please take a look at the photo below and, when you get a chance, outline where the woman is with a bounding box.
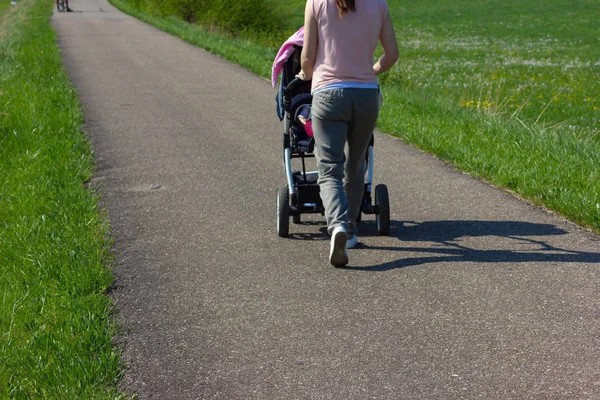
[297,0,399,266]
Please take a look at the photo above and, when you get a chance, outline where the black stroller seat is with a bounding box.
[289,93,314,153]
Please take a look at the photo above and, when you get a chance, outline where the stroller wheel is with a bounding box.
[375,184,390,235]
[277,185,290,237]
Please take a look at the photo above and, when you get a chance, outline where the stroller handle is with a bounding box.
[285,77,304,93]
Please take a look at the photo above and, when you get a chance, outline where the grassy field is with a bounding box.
[0,0,123,397]
[390,1,599,138]
[111,0,600,233]
[0,0,14,17]
[376,0,600,231]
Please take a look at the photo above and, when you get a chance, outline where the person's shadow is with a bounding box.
[336,220,600,271]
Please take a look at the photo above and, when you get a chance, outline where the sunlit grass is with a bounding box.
[0,0,14,17]
[377,88,600,228]
[0,0,124,397]
[388,28,599,137]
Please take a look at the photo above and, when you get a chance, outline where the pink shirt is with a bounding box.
[309,0,389,92]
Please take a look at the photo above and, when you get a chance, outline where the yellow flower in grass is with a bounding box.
[461,99,476,108]
[460,99,493,111]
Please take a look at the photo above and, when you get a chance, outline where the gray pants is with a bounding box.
[311,88,379,235]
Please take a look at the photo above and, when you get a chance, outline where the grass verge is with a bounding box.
[109,0,600,233]
[0,0,14,18]
[0,0,123,397]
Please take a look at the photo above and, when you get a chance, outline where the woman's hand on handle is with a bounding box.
[296,70,311,81]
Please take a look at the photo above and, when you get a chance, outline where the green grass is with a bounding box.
[387,0,600,137]
[0,0,14,17]
[373,0,600,231]
[0,0,124,397]
[381,0,600,232]
[110,0,600,233]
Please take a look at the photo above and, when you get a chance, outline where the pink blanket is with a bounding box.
[271,27,304,87]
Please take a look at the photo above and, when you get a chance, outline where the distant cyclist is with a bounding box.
[56,0,73,12]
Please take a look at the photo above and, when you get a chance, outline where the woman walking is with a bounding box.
[297,0,399,266]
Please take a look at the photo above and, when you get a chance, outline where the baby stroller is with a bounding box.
[275,46,390,238]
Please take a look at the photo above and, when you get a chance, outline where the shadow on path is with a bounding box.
[342,220,600,271]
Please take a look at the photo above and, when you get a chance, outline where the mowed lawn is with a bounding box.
[1,0,123,397]
[379,1,599,232]
[390,1,598,138]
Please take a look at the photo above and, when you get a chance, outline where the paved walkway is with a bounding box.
[53,1,600,398]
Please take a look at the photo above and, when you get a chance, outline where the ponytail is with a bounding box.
[335,0,356,18]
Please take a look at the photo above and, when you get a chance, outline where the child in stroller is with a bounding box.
[296,104,313,137]
[274,45,390,238]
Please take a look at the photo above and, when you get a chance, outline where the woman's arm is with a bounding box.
[373,11,399,75]
[299,0,317,80]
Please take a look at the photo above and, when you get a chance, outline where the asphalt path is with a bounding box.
[53,1,600,398]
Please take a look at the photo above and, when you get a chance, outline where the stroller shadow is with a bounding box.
[288,218,404,241]
[288,221,329,241]
[340,220,600,271]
